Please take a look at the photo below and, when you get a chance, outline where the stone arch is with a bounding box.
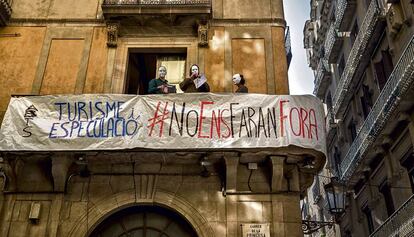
[66,189,214,237]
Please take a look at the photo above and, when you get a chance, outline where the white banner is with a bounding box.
[0,94,326,155]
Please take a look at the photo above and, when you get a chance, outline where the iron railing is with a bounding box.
[103,0,211,6]
[339,35,414,181]
[285,26,292,69]
[334,0,346,28]
[370,194,414,237]
[332,0,382,116]
[316,0,333,45]
[334,0,353,29]
[324,24,335,62]
[324,24,343,63]
[313,58,330,97]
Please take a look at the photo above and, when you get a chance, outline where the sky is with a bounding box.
[284,0,315,95]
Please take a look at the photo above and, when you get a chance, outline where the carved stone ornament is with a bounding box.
[198,24,208,47]
[107,23,119,48]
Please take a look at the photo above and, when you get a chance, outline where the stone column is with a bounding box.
[224,153,239,237]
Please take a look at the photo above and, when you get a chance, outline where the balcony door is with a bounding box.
[125,48,187,95]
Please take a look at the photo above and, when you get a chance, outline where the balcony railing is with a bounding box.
[102,0,212,19]
[332,0,383,117]
[285,26,292,69]
[0,0,12,26]
[316,0,334,46]
[103,0,211,6]
[324,24,344,63]
[339,35,414,181]
[313,58,331,98]
[370,194,414,237]
[334,0,357,31]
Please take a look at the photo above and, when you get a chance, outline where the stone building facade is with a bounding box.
[0,1,322,237]
[303,0,414,236]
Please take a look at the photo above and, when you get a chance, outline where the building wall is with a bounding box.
[0,1,308,237]
[304,0,414,236]
[0,0,289,122]
[0,154,308,237]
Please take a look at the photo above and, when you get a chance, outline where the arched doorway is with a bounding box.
[89,205,198,237]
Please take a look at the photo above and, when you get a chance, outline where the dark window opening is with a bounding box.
[374,49,394,90]
[338,55,346,79]
[333,146,342,176]
[350,21,359,46]
[379,181,395,217]
[348,119,357,143]
[125,48,187,95]
[326,92,333,110]
[369,155,384,172]
[362,206,375,234]
[400,149,414,193]
[353,179,365,194]
[360,85,373,118]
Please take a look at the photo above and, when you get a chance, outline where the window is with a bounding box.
[362,206,375,234]
[400,150,414,193]
[125,49,187,95]
[348,119,357,143]
[379,181,395,217]
[360,85,373,118]
[333,146,342,176]
[374,49,394,90]
[350,21,359,46]
[326,92,333,110]
[338,55,346,79]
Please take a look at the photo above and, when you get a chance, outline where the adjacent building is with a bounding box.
[0,1,327,237]
[303,0,414,236]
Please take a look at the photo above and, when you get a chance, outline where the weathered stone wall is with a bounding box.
[0,1,302,236]
[0,154,306,237]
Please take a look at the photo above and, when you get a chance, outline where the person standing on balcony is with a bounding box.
[148,66,175,94]
[232,73,248,93]
[179,64,210,93]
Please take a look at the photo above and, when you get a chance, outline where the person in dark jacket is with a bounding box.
[148,66,175,94]
[232,73,248,93]
[179,64,210,93]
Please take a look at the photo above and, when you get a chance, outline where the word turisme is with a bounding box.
[48,101,140,138]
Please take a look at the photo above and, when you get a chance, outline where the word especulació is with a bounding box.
[48,101,140,138]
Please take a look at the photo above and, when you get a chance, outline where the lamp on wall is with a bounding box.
[324,177,346,217]
[302,177,346,235]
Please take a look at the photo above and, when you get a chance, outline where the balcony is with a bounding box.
[102,0,211,24]
[0,0,12,26]
[324,24,344,63]
[338,35,414,181]
[332,0,386,117]
[316,0,334,46]
[313,58,331,98]
[370,194,414,237]
[334,0,357,31]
